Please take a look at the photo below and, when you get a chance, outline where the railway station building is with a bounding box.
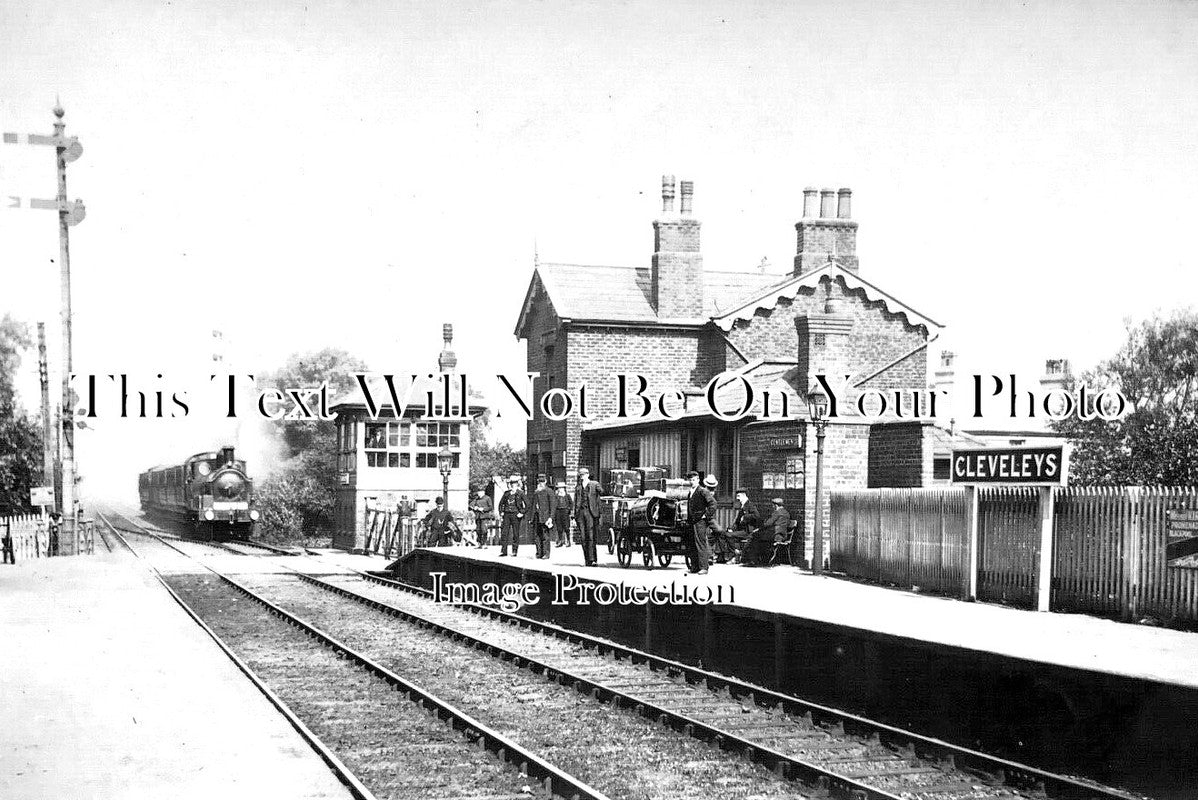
[329,325,487,551]
[514,177,968,566]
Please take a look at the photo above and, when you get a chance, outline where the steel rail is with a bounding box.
[352,566,1136,800]
[94,513,379,800]
[98,511,609,800]
[292,570,909,800]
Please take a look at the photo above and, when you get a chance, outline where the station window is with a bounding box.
[364,421,415,469]
[415,422,459,449]
[416,452,459,469]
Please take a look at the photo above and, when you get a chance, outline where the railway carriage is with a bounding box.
[138,445,259,540]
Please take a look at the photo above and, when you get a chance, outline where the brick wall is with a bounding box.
[803,421,870,569]
[523,287,570,483]
[738,422,808,559]
[868,420,934,488]
[794,219,859,274]
[730,275,929,414]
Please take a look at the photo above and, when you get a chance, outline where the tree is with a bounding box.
[267,348,369,458]
[468,411,525,492]
[0,315,43,514]
[253,348,368,542]
[1050,309,1198,485]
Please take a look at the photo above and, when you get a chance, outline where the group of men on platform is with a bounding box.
[682,472,791,573]
[482,469,604,565]
[428,467,792,573]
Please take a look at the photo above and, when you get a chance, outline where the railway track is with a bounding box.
[95,509,1139,799]
[105,508,304,556]
[283,567,1142,800]
[96,512,607,800]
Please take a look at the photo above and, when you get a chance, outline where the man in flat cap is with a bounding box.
[760,497,792,565]
[574,467,603,566]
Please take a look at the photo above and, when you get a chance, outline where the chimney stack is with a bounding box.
[438,323,457,372]
[651,174,704,318]
[1040,358,1071,393]
[794,184,859,274]
[819,188,836,218]
[837,188,852,219]
[933,350,956,397]
[661,174,676,215]
[802,187,819,218]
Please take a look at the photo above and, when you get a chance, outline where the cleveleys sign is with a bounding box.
[950,445,1068,486]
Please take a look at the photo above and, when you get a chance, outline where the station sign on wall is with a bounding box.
[950,446,1068,486]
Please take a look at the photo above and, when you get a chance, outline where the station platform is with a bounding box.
[0,550,355,800]
[394,542,1198,688]
[390,543,1198,797]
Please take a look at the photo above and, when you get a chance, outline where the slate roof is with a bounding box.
[515,262,787,335]
[515,260,940,337]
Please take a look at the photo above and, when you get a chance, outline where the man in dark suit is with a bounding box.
[421,497,457,547]
[760,498,792,565]
[531,474,557,559]
[574,467,603,566]
[497,476,526,557]
[686,472,716,574]
[732,488,762,565]
[469,489,494,548]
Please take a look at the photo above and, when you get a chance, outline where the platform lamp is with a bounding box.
[437,446,454,509]
[806,382,830,575]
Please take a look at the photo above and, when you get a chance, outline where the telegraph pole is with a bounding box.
[54,103,78,554]
[37,323,54,486]
[6,103,86,550]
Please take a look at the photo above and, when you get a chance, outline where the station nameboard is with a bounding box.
[950,446,1068,486]
[30,486,55,507]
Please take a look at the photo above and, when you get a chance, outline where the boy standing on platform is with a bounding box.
[553,482,573,547]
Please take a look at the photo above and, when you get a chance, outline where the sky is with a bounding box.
[2,0,1196,501]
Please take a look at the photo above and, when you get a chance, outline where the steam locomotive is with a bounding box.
[138,445,259,540]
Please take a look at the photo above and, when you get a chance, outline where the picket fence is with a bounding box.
[830,486,1198,622]
[1,513,95,561]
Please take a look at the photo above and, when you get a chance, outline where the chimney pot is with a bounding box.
[802,187,819,218]
[819,188,836,218]
[679,180,694,216]
[661,175,676,215]
[837,188,852,219]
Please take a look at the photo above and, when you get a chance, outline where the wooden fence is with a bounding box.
[1,514,95,561]
[360,512,502,559]
[830,486,1198,622]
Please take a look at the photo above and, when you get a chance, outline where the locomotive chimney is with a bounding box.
[220,445,235,465]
